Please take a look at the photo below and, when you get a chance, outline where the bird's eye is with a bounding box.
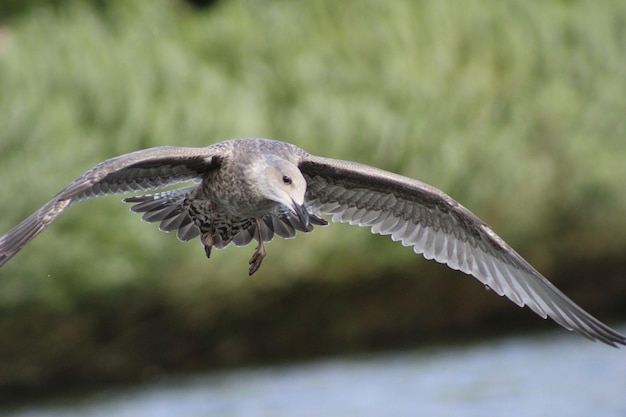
[282,175,292,185]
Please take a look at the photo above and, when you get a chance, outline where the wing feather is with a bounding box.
[0,146,222,266]
[299,155,626,346]
[124,189,317,250]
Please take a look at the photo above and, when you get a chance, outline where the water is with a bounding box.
[3,327,625,417]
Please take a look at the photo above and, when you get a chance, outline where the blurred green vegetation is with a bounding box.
[1,0,626,397]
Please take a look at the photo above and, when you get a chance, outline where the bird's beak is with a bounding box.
[290,199,310,228]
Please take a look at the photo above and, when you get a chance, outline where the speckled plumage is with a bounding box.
[0,138,624,346]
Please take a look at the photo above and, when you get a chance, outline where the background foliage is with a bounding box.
[1,0,625,397]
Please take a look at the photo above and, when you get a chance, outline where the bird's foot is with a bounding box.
[203,202,218,259]
[248,244,266,276]
[202,233,213,258]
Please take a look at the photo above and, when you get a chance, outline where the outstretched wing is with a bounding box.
[0,146,223,267]
[299,155,626,346]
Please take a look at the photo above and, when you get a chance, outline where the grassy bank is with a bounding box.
[1,0,626,397]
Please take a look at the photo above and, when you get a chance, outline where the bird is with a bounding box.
[0,138,624,346]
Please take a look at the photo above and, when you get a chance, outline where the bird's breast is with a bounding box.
[197,172,275,219]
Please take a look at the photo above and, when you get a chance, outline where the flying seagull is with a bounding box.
[0,138,624,346]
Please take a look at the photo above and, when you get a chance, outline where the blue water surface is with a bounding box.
[3,326,625,417]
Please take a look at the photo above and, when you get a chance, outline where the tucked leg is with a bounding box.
[248,218,266,275]
[202,202,218,258]
[203,232,213,258]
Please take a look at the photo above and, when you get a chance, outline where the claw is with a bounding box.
[248,217,266,275]
[248,243,266,275]
[203,233,213,258]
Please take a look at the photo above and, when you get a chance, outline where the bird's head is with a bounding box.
[257,156,310,227]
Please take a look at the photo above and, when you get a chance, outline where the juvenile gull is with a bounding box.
[0,138,624,346]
